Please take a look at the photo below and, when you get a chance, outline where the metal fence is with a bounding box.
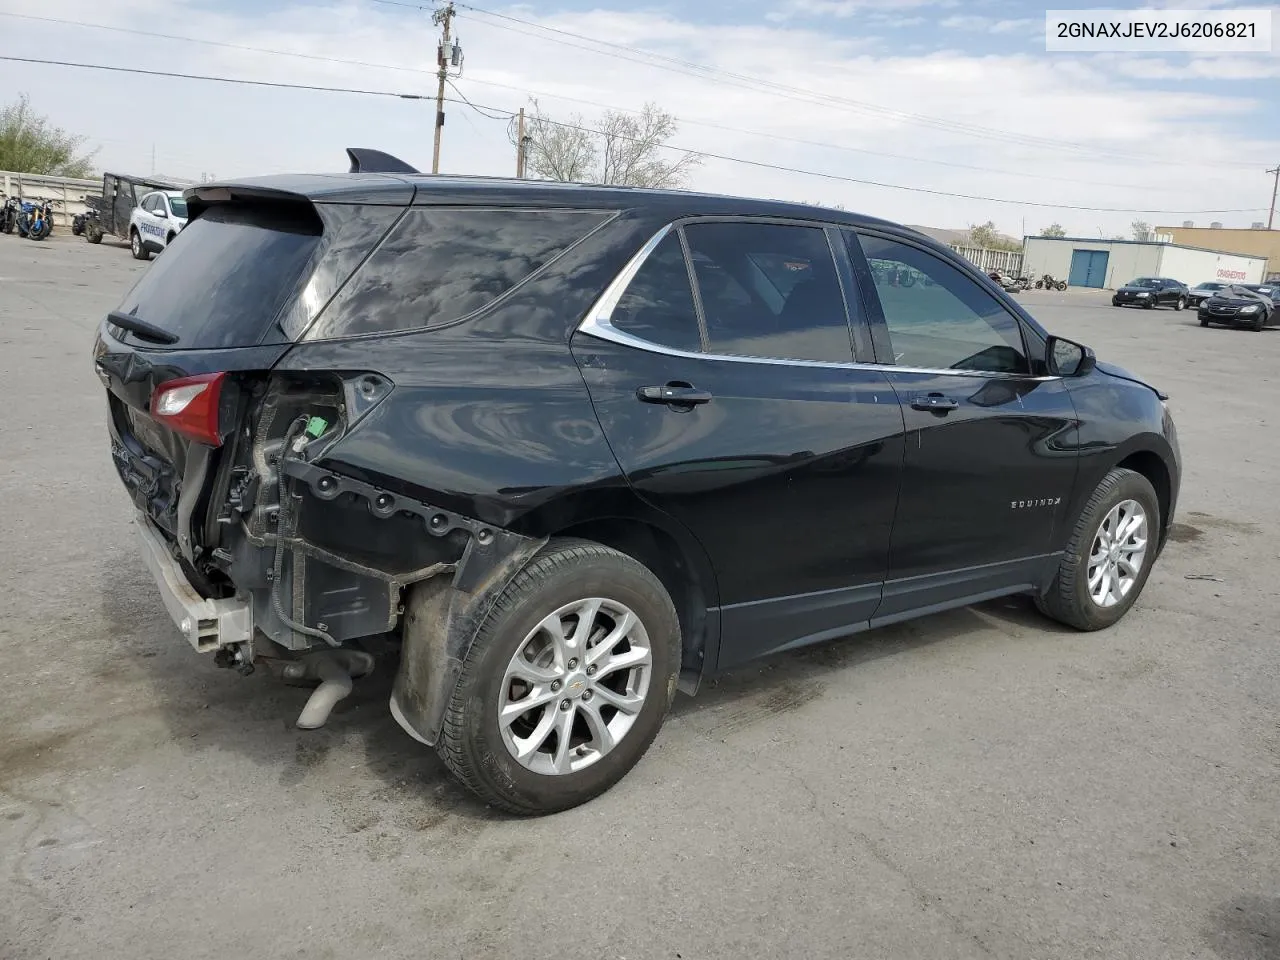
[950,244,1025,275]
[950,244,1024,275]
[0,171,100,228]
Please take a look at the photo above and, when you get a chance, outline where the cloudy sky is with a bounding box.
[3,0,1278,237]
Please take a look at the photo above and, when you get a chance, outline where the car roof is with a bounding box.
[185,172,908,232]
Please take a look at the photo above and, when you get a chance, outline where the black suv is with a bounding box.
[1112,277,1189,310]
[94,156,1181,813]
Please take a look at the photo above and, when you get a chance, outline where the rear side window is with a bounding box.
[609,232,702,352]
[682,222,853,364]
[306,209,610,339]
[113,205,322,349]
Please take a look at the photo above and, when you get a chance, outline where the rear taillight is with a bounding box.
[151,372,226,446]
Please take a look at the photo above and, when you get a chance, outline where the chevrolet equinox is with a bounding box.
[94,151,1181,814]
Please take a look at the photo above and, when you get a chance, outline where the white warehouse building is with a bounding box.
[1021,236,1269,290]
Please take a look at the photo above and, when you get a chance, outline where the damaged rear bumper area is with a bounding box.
[134,450,545,742]
[136,512,252,653]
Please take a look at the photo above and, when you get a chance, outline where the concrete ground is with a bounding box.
[2,234,1278,960]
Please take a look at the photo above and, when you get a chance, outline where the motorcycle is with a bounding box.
[0,195,20,234]
[1034,273,1068,291]
[23,197,55,241]
[988,270,1030,293]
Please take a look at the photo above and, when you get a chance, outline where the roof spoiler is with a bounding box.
[346,148,420,174]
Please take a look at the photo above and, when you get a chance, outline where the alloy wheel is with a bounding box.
[498,597,652,776]
[1087,499,1149,608]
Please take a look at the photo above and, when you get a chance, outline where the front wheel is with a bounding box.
[130,228,150,261]
[1036,468,1160,631]
[1174,297,1186,311]
[436,539,681,815]
[1200,316,1210,327]
[28,220,50,241]
[1055,281,1067,290]
[1252,314,1266,331]
[86,225,103,244]
[1143,299,1154,309]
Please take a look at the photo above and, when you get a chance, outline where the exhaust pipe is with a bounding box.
[283,649,375,729]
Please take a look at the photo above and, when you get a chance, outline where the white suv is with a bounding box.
[129,190,188,260]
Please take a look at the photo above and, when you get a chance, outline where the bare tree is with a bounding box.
[0,94,96,178]
[517,99,597,183]
[597,103,700,188]
[1131,219,1151,241]
[514,100,699,188]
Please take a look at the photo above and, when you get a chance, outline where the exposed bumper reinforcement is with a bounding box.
[135,513,253,653]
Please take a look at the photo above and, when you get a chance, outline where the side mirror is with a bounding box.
[1046,335,1096,377]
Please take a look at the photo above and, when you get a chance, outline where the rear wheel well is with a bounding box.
[552,518,709,687]
[1116,450,1171,542]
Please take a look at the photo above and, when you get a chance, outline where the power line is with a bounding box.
[448,94,1265,215]
[446,78,509,120]
[0,56,429,98]
[456,76,1166,193]
[3,54,1263,215]
[5,9,1252,189]
[0,12,433,77]
[453,2,1267,171]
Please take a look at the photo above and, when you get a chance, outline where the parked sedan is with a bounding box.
[1187,281,1228,308]
[1113,277,1189,310]
[1198,285,1276,330]
[1242,283,1278,304]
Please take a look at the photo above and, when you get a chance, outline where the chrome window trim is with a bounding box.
[576,222,1062,382]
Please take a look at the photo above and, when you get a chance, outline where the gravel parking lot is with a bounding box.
[2,234,1277,960]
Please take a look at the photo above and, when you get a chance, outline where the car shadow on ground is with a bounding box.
[97,548,1065,823]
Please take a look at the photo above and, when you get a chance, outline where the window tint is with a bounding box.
[610,232,702,352]
[312,209,609,338]
[113,205,322,349]
[854,233,1028,374]
[170,196,187,218]
[683,222,852,363]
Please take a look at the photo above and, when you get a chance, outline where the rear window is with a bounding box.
[113,205,321,349]
[302,208,610,340]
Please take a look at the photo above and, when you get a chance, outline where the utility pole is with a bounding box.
[515,107,527,178]
[431,2,458,174]
[1268,164,1280,230]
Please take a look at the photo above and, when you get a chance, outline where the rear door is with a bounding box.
[573,218,905,669]
[847,230,1079,617]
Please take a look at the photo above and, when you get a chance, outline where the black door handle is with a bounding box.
[637,383,713,406]
[910,394,959,412]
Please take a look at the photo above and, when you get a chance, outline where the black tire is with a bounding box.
[1143,299,1154,309]
[1036,468,1160,631]
[1174,297,1186,311]
[1200,317,1210,327]
[1252,314,1265,331]
[130,228,150,261]
[86,226,103,244]
[1055,281,1067,291]
[437,538,680,815]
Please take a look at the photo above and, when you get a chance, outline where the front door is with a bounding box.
[573,219,906,669]
[849,231,1080,618]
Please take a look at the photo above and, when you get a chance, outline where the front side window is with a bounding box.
[609,232,702,353]
[854,233,1028,374]
[169,196,188,218]
[682,222,853,363]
